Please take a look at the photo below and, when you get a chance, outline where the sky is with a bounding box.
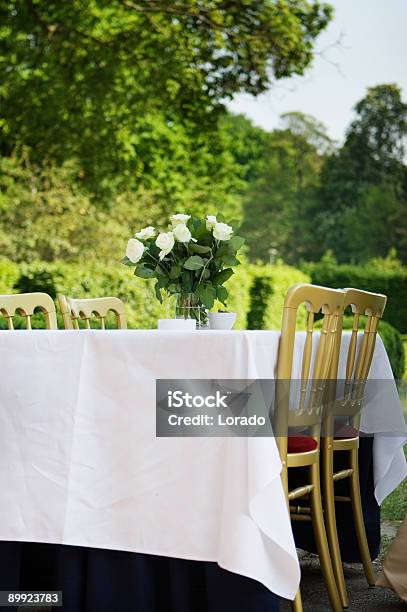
[227,0,407,143]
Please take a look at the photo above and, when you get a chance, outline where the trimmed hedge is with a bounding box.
[219,261,252,329]
[247,264,310,330]
[0,260,19,294]
[377,320,405,380]
[0,259,253,330]
[303,261,407,333]
[0,259,303,332]
[1,257,404,378]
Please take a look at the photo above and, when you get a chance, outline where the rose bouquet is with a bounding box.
[122,213,244,326]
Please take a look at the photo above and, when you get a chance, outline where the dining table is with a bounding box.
[0,329,405,612]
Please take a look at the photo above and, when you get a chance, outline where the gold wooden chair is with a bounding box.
[58,295,127,330]
[275,283,344,612]
[322,288,387,607]
[0,292,57,330]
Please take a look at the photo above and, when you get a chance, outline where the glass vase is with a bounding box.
[175,293,208,328]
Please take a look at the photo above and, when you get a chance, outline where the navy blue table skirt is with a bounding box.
[0,542,280,612]
[291,437,381,562]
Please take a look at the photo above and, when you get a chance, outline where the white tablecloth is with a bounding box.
[0,330,405,601]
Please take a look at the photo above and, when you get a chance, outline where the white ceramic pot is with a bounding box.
[208,312,237,330]
[157,319,196,330]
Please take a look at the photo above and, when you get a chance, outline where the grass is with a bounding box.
[402,335,407,379]
[381,374,407,521]
[381,445,407,520]
[381,341,407,521]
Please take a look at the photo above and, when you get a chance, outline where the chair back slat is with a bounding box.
[299,311,314,411]
[343,288,386,383]
[58,295,127,330]
[0,293,57,330]
[345,313,359,384]
[275,284,345,461]
[327,288,387,432]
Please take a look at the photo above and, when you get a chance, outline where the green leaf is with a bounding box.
[183,255,205,270]
[121,256,134,267]
[170,264,181,279]
[228,219,241,231]
[214,243,230,257]
[216,285,228,304]
[222,255,240,266]
[229,236,245,251]
[157,276,169,288]
[193,221,211,241]
[197,284,216,309]
[188,244,211,254]
[155,281,163,303]
[155,264,168,277]
[213,268,234,285]
[181,270,193,292]
[134,265,155,279]
[191,217,203,232]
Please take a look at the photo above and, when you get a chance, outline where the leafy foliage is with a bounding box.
[241,112,333,262]
[0,0,332,196]
[313,84,407,263]
[247,263,310,329]
[303,257,407,333]
[2,80,406,270]
[0,257,255,331]
[241,85,407,265]
[247,276,273,330]
[377,320,405,380]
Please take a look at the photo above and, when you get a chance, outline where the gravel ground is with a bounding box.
[281,521,406,612]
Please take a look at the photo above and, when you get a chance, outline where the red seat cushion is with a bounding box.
[334,424,358,440]
[288,435,318,453]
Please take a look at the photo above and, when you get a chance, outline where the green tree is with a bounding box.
[0,0,333,196]
[219,113,268,184]
[315,84,407,262]
[0,154,165,262]
[241,112,331,262]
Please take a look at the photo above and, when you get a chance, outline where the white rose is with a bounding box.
[213,222,233,241]
[135,226,155,240]
[126,238,145,263]
[170,213,191,227]
[173,223,192,243]
[156,232,175,259]
[206,215,217,230]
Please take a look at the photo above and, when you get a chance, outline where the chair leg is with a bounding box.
[281,464,303,612]
[349,448,376,586]
[293,589,303,612]
[310,462,343,612]
[322,449,349,608]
